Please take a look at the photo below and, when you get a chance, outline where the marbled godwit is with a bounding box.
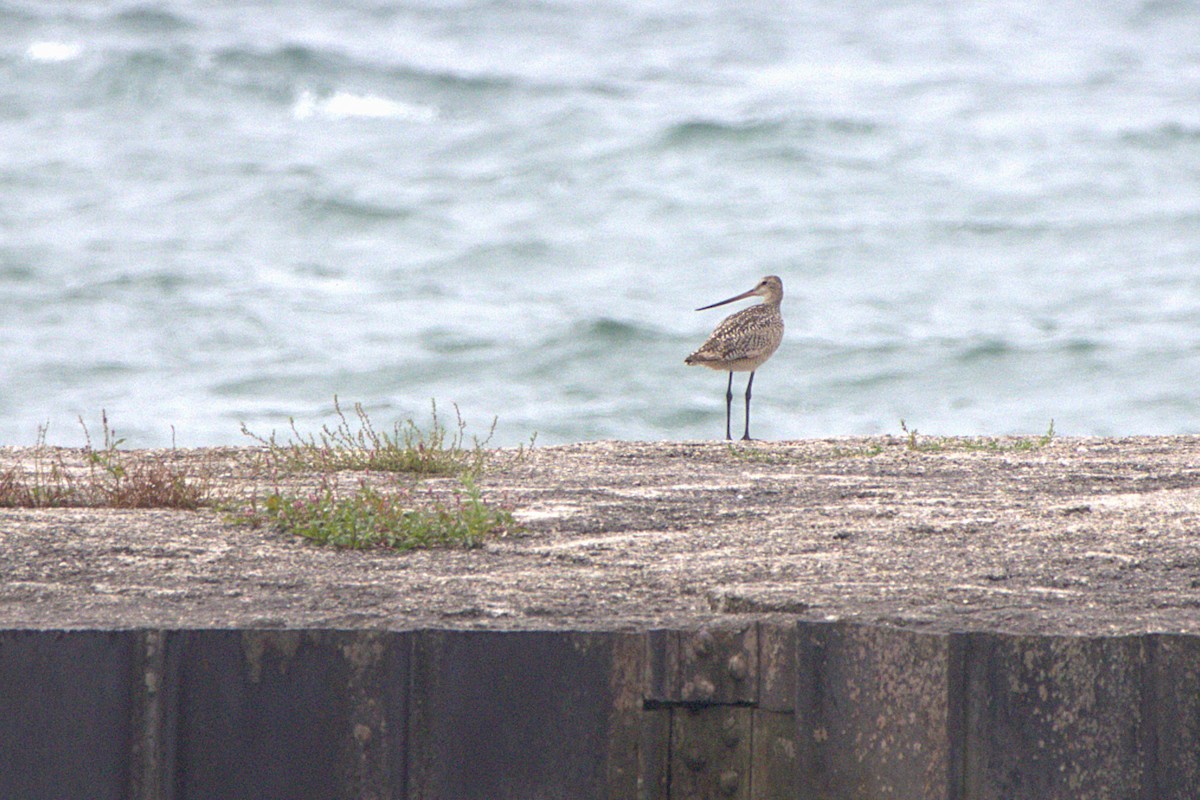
[685,275,784,441]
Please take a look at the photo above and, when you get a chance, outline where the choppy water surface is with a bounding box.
[2,1,1200,446]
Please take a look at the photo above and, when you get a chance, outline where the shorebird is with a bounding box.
[685,275,784,441]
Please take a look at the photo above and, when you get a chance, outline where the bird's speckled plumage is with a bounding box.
[685,276,784,372]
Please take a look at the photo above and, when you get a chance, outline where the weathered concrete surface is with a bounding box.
[2,436,1200,633]
[4,438,1200,798]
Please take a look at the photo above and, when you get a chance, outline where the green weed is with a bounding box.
[251,477,516,550]
[898,419,1056,453]
[241,398,492,478]
[829,443,886,458]
[725,441,886,464]
[725,443,790,464]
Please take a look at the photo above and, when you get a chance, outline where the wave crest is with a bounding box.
[292,89,437,122]
[25,41,82,63]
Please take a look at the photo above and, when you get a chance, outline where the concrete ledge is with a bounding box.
[5,437,1200,633]
[3,623,1199,799]
[4,438,1200,795]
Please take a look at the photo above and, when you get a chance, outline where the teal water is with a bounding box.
[2,1,1200,446]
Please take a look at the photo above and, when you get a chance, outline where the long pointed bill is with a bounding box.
[695,288,757,311]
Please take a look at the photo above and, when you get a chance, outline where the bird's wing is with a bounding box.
[696,307,779,360]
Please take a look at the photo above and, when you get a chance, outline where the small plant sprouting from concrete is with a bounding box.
[241,398,493,478]
[80,412,212,509]
[830,442,886,459]
[0,413,211,509]
[243,477,517,551]
[1028,419,1057,450]
[724,443,790,464]
[1,403,523,552]
[898,419,1056,453]
[724,441,886,464]
[0,426,76,507]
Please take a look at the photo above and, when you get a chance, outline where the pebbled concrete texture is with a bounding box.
[3,436,1200,633]
[3,437,1200,797]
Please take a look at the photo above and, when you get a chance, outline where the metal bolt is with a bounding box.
[719,769,740,795]
[727,653,748,682]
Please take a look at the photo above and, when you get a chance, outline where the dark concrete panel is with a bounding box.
[1149,634,1200,799]
[170,629,407,800]
[0,630,136,800]
[638,708,671,800]
[6,623,1200,799]
[408,630,625,800]
[751,709,798,800]
[795,622,956,800]
[963,633,1147,800]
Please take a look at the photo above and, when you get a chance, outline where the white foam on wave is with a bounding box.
[291,89,437,122]
[25,41,83,63]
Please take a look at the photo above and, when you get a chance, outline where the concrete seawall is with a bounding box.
[2,437,1200,796]
[3,623,1198,799]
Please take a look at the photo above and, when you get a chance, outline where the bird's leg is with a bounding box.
[725,372,734,441]
[741,371,755,441]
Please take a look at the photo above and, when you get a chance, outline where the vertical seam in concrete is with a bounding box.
[129,629,171,800]
[405,630,419,800]
[392,630,410,798]
[1140,633,1159,800]
[750,621,761,800]
[754,621,763,709]
[665,706,674,800]
[748,697,757,799]
[947,631,970,800]
[135,629,160,800]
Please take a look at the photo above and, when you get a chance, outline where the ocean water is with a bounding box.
[2,0,1200,447]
